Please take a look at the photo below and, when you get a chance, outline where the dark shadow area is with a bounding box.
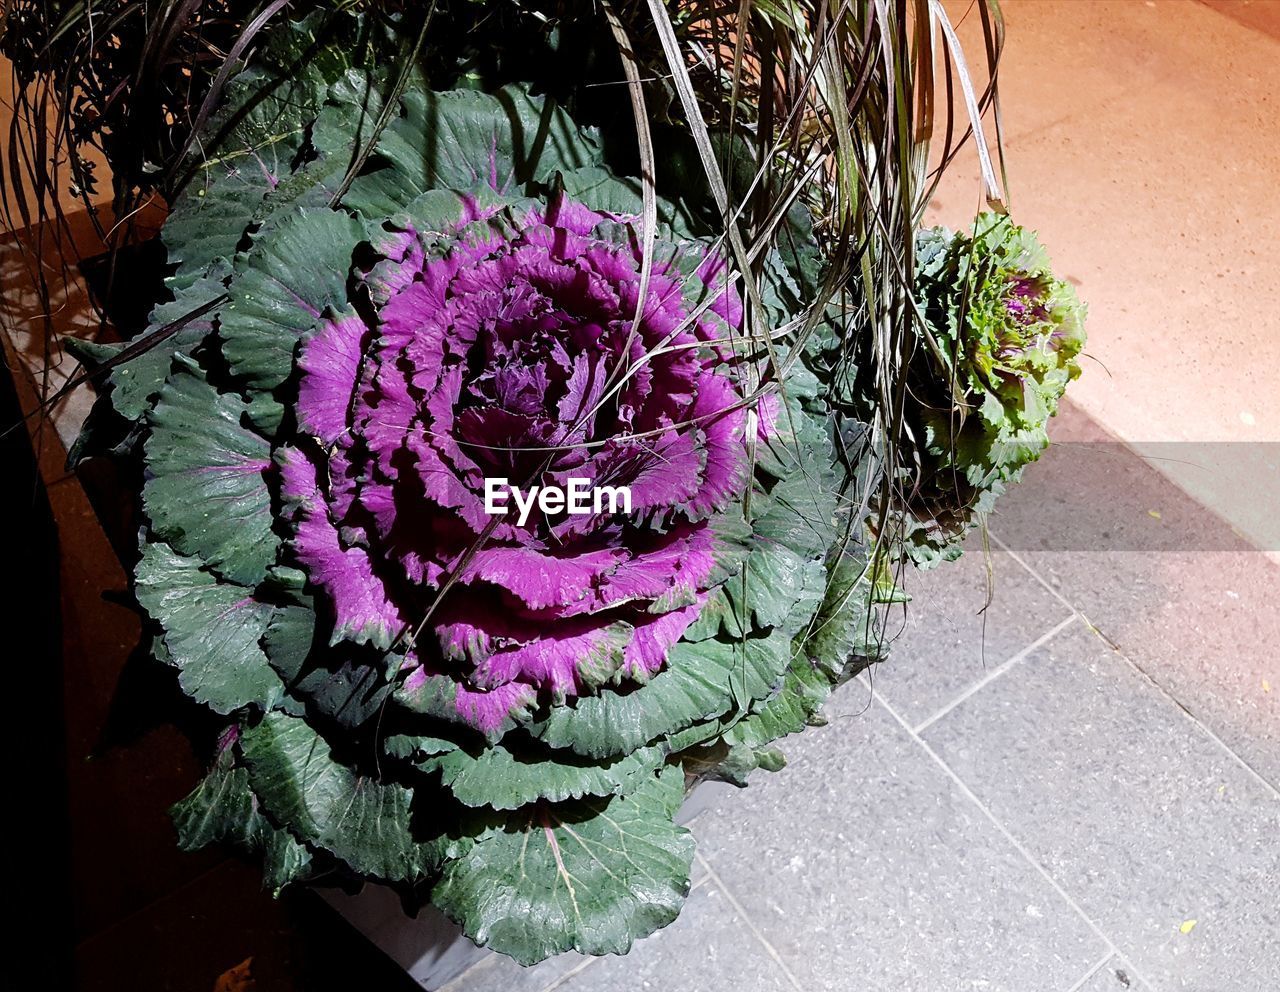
[2,329,75,990]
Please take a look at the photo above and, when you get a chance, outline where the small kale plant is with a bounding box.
[887,213,1086,565]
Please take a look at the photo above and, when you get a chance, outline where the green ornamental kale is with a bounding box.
[894,213,1086,566]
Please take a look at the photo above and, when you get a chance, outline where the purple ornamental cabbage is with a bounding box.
[279,195,750,735]
[106,63,872,966]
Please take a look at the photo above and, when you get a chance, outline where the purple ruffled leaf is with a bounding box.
[297,309,366,445]
[285,196,756,733]
[278,446,405,649]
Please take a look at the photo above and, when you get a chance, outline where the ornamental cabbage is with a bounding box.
[76,25,892,965]
[892,213,1086,565]
[279,189,751,735]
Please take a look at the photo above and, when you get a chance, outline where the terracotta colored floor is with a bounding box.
[927,0,1280,556]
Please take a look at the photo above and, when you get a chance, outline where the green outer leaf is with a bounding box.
[394,671,534,744]
[143,362,278,586]
[64,389,141,466]
[674,552,885,782]
[721,551,896,755]
[376,187,509,247]
[255,68,389,225]
[722,656,833,752]
[135,541,282,715]
[296,661,393,728]
[164,133,300,296]
[219,209,366,391]
[261,602,315,683]
[432,765,693,966]
[384,734,458,761]
[423,739,667,811]
[728,540,825,633]
[164,11,374,288]
[558,167,700,239]
[801,553,896,671]
[342,85,601,218]
[752,406,839,558]
[530,629,792,759]
[679,739,787,788]
[262,601,393,728]
[164,124,281,293]
[89,274,225,425]
[171,740,312,894]
[239,711,455,882]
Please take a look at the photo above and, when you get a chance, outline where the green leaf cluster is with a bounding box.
[894,213,1087,566]
[73,15,892,966]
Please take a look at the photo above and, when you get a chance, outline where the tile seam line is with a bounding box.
[537,956,600,992]
[912,613,1079,735]
[533,874,715,992]
[436,951,498,992]
[986,531,1078,615]
[1062,951,1115,992]
[439,831,719,990]
[989,533,1280,799]
[870,688,1136,984]
[693,852,806,992]
[1100,636,1280,800]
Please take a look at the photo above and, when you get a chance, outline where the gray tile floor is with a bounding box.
[442,407,1278,992]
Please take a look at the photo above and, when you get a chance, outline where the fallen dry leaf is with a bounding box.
[213,958,255,992]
